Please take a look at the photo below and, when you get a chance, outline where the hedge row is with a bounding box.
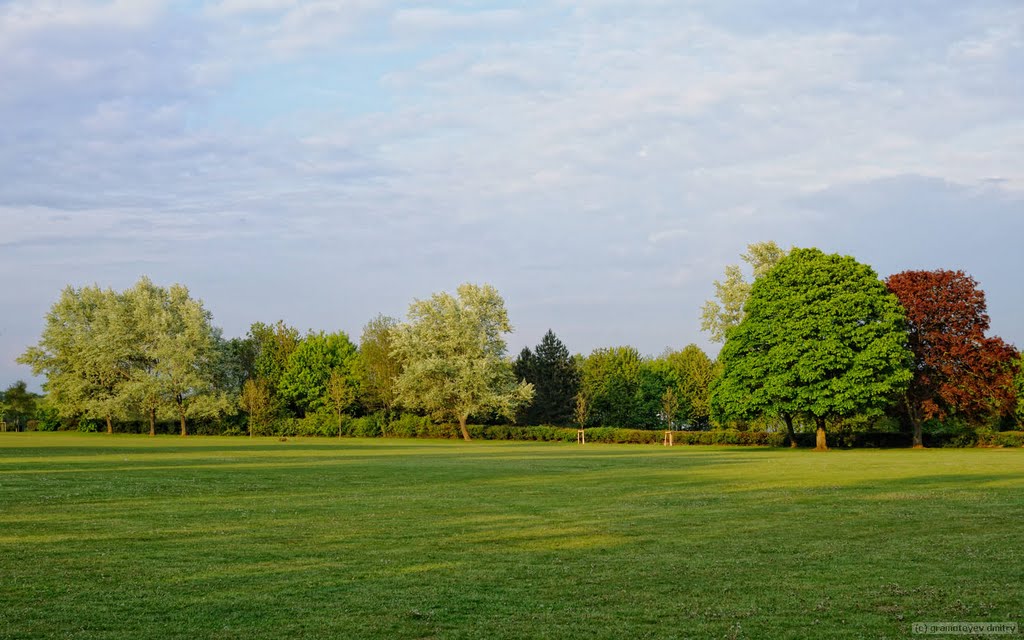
[33,412,1024,448]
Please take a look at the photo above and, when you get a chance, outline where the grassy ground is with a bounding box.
[0,434,1021,639]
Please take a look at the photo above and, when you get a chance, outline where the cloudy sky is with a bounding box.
[2,0,1023,388]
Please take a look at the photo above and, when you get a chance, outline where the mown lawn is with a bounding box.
[0,433,1021,639]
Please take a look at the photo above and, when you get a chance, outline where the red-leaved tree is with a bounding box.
[886,270,1018,447]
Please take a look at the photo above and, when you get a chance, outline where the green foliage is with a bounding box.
[513,330,580,426]
[240,378,276,436]
[278,331,358,416]
[357,314,403,413]
[18,285,134,429]
[701,241,789,342]
[712,248,913,447]
[20,278,232,435]
[34,400,62,432]
[651,345,717,429]
[344,414,383,438]
[392,283,534,439]
[580,346,646,428]
[576,345,717,430]
[123,278,234,435]
[583,427,660,444]
[382,413,434,438]
[0,381,40,431]
[1016,355,1024,426]
[986,431,1024,447]
[248,320,302,393]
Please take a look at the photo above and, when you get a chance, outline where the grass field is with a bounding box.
[1,434,1021,639]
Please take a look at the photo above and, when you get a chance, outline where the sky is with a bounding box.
[2,0,1023,390]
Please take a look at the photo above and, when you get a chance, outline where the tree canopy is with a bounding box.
[701,241,789,343]
[513,330,580,426]
[712,248,913,450]
[357,314,402,414]
[20,278,232,436]
[886,270,1019,446]
[392,283,534,440]
[279,331,359,416]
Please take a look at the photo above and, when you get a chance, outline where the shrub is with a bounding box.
[77,417,101,433]
[986,431,1024,448]
[385,413,433,438]
[347,415,383,438]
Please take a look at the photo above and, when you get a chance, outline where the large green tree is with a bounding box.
[19,285,134,433]
[581,346,647,428]
[249,321,301,395]
[701,241,789,343]
[513,330,580,426]
[278,331,359,417]
[150,282,232,436]
[0,381,40,431]
[653,345,717,429]
[712,248,913,450]
[392,283,534,440]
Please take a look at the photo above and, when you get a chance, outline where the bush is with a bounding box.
[385,413,433,438]
[77,417,101,433]
[984,431,1024,448]
[346,415,383,438]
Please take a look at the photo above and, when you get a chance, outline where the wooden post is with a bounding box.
[663,430,673,446]
[577,429,585,444]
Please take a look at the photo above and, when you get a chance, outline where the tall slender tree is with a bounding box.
[513,330,579,426]
[701,241,789,342]
[358,314,403,415]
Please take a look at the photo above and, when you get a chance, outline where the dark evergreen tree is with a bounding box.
[514,330,580,425]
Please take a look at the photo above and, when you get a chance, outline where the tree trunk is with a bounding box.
[179,404,187,437]
[814,417,828,451]
[904,396,924,448]
[106,415,113,435]
[783,413,797,448]
[149,407,156,437]
[338,411,343,438]
[458,415,471,441]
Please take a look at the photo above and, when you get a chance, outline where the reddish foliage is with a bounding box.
[886,270,1018,424]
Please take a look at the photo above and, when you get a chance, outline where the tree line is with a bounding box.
[12,244,1023,447]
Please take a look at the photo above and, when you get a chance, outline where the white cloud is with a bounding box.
[391,8,524,35]
[3,0,1024,385]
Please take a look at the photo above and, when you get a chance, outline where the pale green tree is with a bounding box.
[121,277,168,436]
[326,368,358,435]
[392,283,534,440]
[240,378,275,437]
[700,241,789,342]
[19,285,134,433]
[574,392,590,430]
[133,279,232,436]
[357,314,402,415]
